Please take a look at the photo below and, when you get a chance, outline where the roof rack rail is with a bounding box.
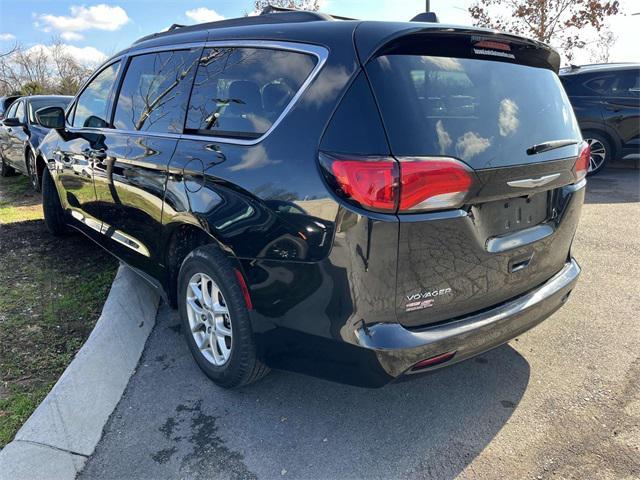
[133,7,356,45]
[260,5,356,21]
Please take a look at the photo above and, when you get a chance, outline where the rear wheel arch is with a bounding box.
[164,223,238,308]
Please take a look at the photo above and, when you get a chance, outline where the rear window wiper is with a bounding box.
[526,139,578,155]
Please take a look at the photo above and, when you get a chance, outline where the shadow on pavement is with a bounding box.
[584,168,639,204]
[81,305,531,480]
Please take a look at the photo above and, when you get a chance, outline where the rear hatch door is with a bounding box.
[361,28,585,328]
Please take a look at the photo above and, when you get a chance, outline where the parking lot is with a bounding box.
[78,170,640,480]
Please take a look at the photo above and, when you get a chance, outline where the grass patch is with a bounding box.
[0,384,51,448]
[0,176,43,224]
[0,174,117,448]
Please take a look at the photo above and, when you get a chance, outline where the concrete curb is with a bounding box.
[0,264,160,480]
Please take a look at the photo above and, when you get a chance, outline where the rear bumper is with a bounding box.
[354,258,581,379]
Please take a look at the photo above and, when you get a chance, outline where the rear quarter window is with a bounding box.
[185,47,317,139]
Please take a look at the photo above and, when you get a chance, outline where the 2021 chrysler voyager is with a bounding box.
[34,9,587,388]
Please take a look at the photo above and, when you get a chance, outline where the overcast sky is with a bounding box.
[0,0,638,66]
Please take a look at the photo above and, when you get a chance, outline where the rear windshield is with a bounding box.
[366,55,581,167]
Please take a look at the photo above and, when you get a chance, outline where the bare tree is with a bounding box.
[590,29,616,64]
[468,0,620,62]
[49,39,93,94]
[0,39,92,95]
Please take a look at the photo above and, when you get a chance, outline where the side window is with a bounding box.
[185,47,317,139]
[615,69,640,98]
[113,49,200,133]
[583,74,617,96]
[15,101,25,123]
[73,61,120,128]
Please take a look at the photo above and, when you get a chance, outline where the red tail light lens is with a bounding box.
[320,153,474,214]
[574,141,590,181]
[399,158,473,212]
[326,157,398,212]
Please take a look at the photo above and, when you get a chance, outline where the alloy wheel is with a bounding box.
[186,272,233,366]
[585,138,606,173]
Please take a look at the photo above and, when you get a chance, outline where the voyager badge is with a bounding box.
[405,288,453,311]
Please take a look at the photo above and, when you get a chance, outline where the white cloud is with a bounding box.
[0,33,16,41]
[36,4,129,33]
[185,7,224,24]
[61,31,84,42]
[498,98,519,137]
[27,44,107,66]
[456,131,491,160]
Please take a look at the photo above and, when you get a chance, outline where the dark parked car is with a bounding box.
[0,95,20,121]
[560,63,640,175]
[35,9,587,388]
[0,95,72,189]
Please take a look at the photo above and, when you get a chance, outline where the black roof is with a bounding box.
[560,62,640,76]
[133,10,354,46]
[113,8,559,71]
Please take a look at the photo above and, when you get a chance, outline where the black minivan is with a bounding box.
[35,10,587,388]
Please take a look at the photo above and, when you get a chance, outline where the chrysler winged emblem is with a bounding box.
[507,173,561,188]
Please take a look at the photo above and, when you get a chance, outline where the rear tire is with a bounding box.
[42,167,68,236]
[177,245,269,388]
[583,131,612,176]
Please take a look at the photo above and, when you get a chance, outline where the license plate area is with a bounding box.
[472,192,549,239]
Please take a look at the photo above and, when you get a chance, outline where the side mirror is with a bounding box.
[36,106,66,130]
[2,117,23,127]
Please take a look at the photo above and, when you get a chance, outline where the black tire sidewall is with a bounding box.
[177,245,259,388]
[42,167,67,235]
[583,131,612,176]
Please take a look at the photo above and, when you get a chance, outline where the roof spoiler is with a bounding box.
[410,12,439,23]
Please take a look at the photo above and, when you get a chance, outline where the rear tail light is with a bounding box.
[574,141,590,181]
[329,158,398,212]
[319,153,474,214]
[399,158,474,211]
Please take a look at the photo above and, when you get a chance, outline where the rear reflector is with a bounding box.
[411,351,457,371]
[319,153,474,214]
[234,269,253,310]
[574,141,590,181]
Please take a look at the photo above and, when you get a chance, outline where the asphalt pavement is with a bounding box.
[79,169,640,480]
